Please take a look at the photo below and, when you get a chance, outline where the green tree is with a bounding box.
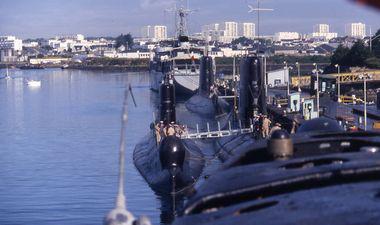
[346,40,371,67]
[115,33,134,50]
[372,29,380,58]
[231,37,254,46]
[330,45,350,67]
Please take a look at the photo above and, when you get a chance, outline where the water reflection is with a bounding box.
[0,69,161,225]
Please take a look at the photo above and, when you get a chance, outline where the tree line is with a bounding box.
[325,29,380,73]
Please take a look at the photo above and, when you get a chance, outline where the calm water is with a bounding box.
[0,69,162,225]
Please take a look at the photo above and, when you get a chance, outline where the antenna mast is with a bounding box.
[248,0,273,55]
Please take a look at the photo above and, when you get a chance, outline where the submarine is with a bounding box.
[173,118,380,225]
[215,56,268,162]
[133,74,205,195]
[177,56,232,133]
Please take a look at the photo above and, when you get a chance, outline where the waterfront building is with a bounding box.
[274,32,300,42]
[345,23,366,38]
[0,36,23,52]
[103,50,153,59]
[47,34,113,53]
[240,23,255,39]
[0,36,22,62]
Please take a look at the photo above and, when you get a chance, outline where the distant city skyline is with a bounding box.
[0,0,379,39]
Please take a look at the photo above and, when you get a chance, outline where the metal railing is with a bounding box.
[180,120,254,140]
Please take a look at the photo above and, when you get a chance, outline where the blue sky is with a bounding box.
[0,0,379,38]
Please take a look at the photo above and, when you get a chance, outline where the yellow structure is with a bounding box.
[333,70,380,84]
[291,76,311,87]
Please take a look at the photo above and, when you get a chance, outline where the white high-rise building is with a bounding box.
[274,32,300,42]
[223,22,238,37]
[314,24,330,33]
[153,26,167,40]
[141,26,152,38]
[241,23,256,38]
[310,24,337,41]
[346,23,366,38]
[202,23,221,41]
[219,22,238,43]
[140,25,167,40]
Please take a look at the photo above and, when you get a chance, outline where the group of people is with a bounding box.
[252,114,299,139]
[252,114,282,139]
[154,121,187,143]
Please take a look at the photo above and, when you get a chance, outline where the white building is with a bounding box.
[141,25,152,38]
[223,22,238,37]
[274,32,300,42]
[103,50,152,59]
[314,24,330,33]
[202,23,222,42]
[0,36,23,52]
[141,25,167,40]
[240,23,255,39]
[48,34,113,53]
[153,26,167,40]
[267,68,289,87]
[346,23,366,38]
[219,22,238,43]
[310,24,338,41]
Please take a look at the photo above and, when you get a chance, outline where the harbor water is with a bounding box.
[0,69,163,225]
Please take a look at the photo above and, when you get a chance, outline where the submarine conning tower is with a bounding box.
[198,56,214,96]
[159,73,176,125]
[239,56,267,126]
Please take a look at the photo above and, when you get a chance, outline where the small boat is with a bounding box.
[4,66,11,80]
[27,80,41,87]
[61,64,69,69]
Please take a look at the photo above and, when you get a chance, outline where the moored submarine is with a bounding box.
[133,74,205,195]
[173,118,380,225]
[216,56,268,161]
[179,56,231,131]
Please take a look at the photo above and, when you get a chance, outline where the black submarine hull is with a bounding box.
[133,132,205,194]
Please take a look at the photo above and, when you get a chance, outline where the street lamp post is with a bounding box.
[359,73,371,131]
[296,62,301,92]
[364,75,367,131]
[313,63,321,117]
[284,61,289,96]
[335,64,341,103]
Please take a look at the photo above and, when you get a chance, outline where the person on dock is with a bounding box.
[262,115,271,138]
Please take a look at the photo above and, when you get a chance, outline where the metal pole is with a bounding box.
[315,64,320,118]
[284,61,289,96]
[264,56,268,101]
[370,26,372,53]
[337,65,341,103]
[364,76,367,131]
[257,0,260,54]
[297,62,301,92]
